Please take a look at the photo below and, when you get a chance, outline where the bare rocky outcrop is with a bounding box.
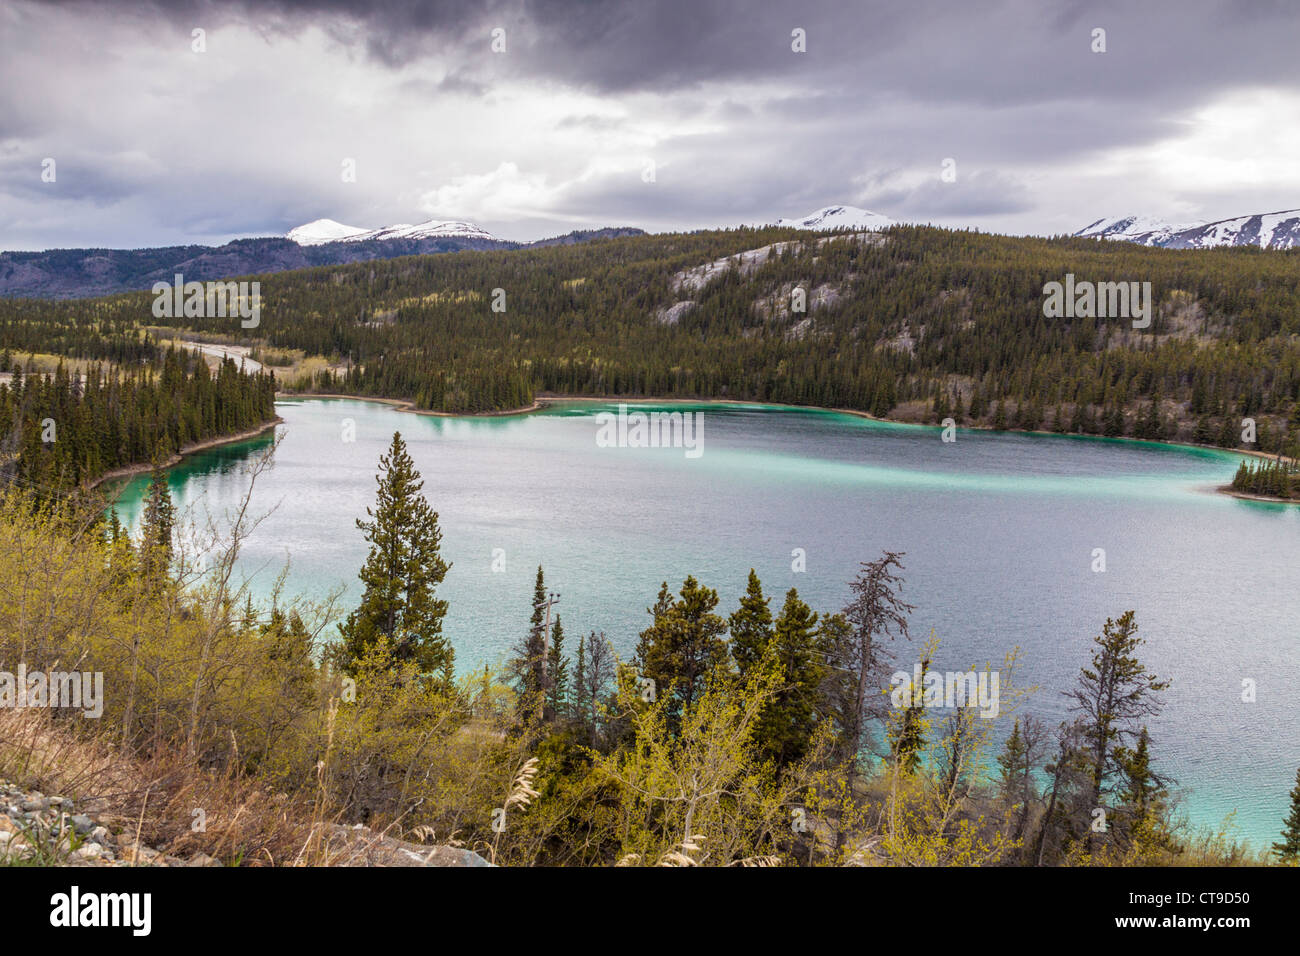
[0,779,188,867]
[655,300,697,325]
[668,232,885,298]
[323,824,493,867]
[0,779,491,868]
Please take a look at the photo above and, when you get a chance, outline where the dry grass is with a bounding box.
[0,708,324,866]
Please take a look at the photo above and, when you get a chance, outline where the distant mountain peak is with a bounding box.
[286,218,370,245]
[1076,208,1300,250]
[286,216,497,245]
[773,205,894,231]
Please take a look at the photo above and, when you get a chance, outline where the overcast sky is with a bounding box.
[2,0,1297,249]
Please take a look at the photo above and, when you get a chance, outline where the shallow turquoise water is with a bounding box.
[108,398,1300,849]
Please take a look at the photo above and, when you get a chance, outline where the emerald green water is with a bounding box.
[108,398,1299,849]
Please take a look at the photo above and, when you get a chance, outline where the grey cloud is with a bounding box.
[4,0,1298,249]
[861,170,1036,219]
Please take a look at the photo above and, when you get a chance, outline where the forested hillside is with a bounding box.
[0,345,277,500]
[5,225,1299,453]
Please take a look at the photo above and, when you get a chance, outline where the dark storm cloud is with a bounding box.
[5,0,1299,248]
[34,0,1298,103]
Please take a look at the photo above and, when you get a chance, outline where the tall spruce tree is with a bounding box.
[572,630,587,729]
[338,431,453,681]
[1067,610,1168,851]
[507,565,549,718]
[140,461,174,580]
[754,588,825,766]
[546,613,569,720]
[893,655,929,775]
[728,569,773,677]
[633,576,729,726]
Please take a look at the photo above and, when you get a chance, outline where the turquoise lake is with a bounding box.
[108,397,1300,849]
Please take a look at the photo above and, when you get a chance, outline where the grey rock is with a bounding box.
[324,823,493,867]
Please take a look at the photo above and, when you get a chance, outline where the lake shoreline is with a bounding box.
[89,417,283,492]
[280,391,1293,501]
[1216,485,1300,505]
[279,392,545,418]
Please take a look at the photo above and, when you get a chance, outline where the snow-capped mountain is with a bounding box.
[1073,215,1195,246]
[773,205,894,231]
[1076,209,1300,250]
[286,219,370,245]
[286,217,497,246]
[1169,210,1300,250]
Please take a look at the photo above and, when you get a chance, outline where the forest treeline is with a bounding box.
[2,433,1294,867]
[0,345,277,499]
[1231,457,1298,499]
[5,225,1299,452]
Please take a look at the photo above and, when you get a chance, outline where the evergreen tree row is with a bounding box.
[0,345,277,500]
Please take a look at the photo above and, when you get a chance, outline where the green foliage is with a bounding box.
[139,464,174,579]
[633,576,730,726]
[1275,767,1300,864]
[506,565,549,720]
[337,432,453,682]
[1067,610,1170,818]
[0,346,275,501]
[728,568,773,678]
[754,588,826,767]
[1231,456,1297,499]
[546,614,569,721]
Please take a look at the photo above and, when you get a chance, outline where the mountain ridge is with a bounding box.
[0,227,644,299]
[1076,208,1300,249]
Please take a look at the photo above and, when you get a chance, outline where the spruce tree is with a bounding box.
[546,613,569,720]
[754,588,824,766]
[728,569,773,678]
[338,431,453,681]
[893,656,929,775]
[634,575,729,726]
[507,566,549,717]
[997,717,1040,841]
[140,461,174,580]
[1067,610,1169,834]
[1274,767,1300,864]
[572,631,588,731]
[1117,726,1176,853]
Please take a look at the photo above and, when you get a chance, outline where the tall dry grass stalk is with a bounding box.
[488,756,539,863]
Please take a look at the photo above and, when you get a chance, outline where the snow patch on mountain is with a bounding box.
[287,217,497,245]
[1074,215,1194,246]
[286,219,370,245]
[773,205,894,231]
[1076,209,1300,250]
